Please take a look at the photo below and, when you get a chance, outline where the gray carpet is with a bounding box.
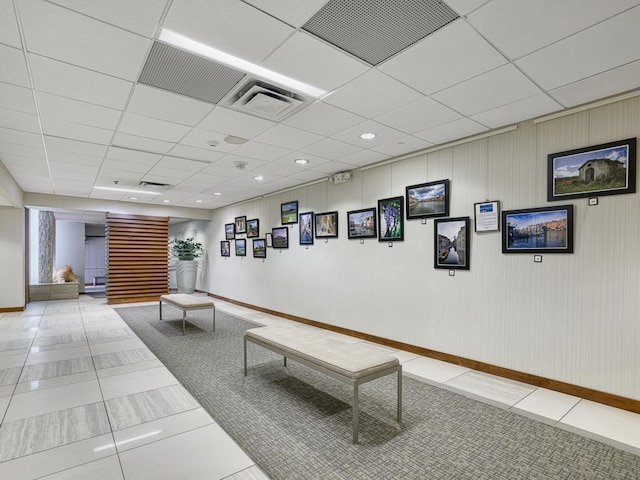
[115,306,640,480]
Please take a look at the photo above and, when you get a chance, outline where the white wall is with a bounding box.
[55,222,85,292]
[207,96,640,401]
[0,207,25,308]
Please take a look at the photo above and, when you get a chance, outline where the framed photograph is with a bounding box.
[502,205,574,254]
[347,208,377,239]
[281,200,298,225]
[234,216,247,234]
[265,232,273,248]
[224,223,235,240]
[405,179,449,219]
[474,201,500,232]
[246,218,259,238]
[547,138,636,201]
[299,211,314,245]
[434,217,470,270]
[220,240,230,257]
[272,227,289,249]
[235,238,246,256]
[252,239,266,258]
[314,211,338,238]
[378,196,404,241]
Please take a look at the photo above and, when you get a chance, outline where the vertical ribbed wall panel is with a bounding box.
[106,213,169,304]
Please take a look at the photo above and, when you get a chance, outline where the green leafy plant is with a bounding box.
[170,237,204,260]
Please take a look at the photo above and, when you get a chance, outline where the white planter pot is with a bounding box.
[175,259,197,294]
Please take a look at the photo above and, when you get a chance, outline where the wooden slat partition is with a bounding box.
[106,213,169,304]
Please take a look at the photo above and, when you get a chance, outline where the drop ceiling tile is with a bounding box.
[49,167,97,183]
[254,124,322,151]
[0,141,44,158]
[0,128,41,148]
[46,151,103,166]
[300,137,362,160]
[255,161,301,177]
[374,97,462,134]
[41,118,113,145]
[7,164,51,178]
[331,120,404,148]
[198,163,247,178]
[214,155,268,172]
[95,171,143,187]
[0,0,21,47]
[49,0,168,37]
[50,161,99,175]
[0,45,30,87]
[379,20,507,95]
[12,178,53,194]
[112,132,175,154]
[179,129,239,154]
[180,173,229,188]
[144,166,193,181]
[36,92,121,130]
[550,59,640,108]
[127,85,214,127]
[283,101,365,137]
[432,64,543,116]
[323,70,422,118]
[156,157,208,172]
[516,6,640,90]
[18,0,150,81]
[45,137,108,158]
[219,172,273,190]
[414,118,488,145]
[0,108,40,133]
[262,31,369,93]
[232,141,291,162]
[339,149,390,167]
[444,0,487,15]
[308,160,356,174]
[243,0,329,27]
[371,135,434,157]
[199,107,275,140]
[164,0,294,64]
[169,144,225,163]
[101,158,152,174]
[52,178,93,195]
[106,146,162,165]
[286,169,328,183]
[29,55,133,109]
[0,154,47,167]
[118,113,190,143]
[469,0,640,60]
[471,94,562,128]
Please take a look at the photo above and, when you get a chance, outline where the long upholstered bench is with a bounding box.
[159,294,216,335]
[244,325,402,443]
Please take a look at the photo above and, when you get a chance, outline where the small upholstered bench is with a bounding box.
[159,294,216,335]
[244,325,402,443]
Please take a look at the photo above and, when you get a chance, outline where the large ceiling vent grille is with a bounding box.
[302,0,459,66]
[138,180,172,190]
[221,79,310,121]
[138,41,245,104]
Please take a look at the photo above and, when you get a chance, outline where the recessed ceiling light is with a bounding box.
[294,158,309,165]
[213,192,222,196]
[253,175,264,181]
[224,135,248,145]
[162,199,170,203]
[195,199,203,203]
[129,196,138,200]
[93,186,161,195]
[159,29,326,98]
[360,132,377,140]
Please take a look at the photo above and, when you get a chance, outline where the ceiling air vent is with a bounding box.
[221,79,310,121]
[138,181,172,190]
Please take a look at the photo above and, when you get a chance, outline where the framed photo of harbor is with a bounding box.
[406,179,449,219]
[434,217,470,270]
[502,205,574,254]
[547,138,636,201]
[347,208,377,239]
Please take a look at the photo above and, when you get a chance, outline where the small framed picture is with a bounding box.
[235,238,246,256]
[252,239,266,258]
[281,200,298,225]
[502,205,574,254]
[246,218,259,238]
[474,200,500,232]
[378,196,404,241]
[265,232,273,248]
[272,227,289,249]
[224,223,235,240]
[235,216,247,234]
[220,240,230,257]
[434,217,470,270]
[405,179,449,220]
[314,211,338,238]
[347,208,377,239]
[299,211,314,245]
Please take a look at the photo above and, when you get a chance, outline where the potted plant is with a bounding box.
[170,238,205,293]
[171,237,204,261]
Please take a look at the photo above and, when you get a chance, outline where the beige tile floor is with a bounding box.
[0,295,638,479]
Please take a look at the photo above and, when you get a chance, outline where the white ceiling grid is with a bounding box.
[0,0,638,211]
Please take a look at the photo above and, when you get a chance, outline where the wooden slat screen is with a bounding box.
[106,213,169,304]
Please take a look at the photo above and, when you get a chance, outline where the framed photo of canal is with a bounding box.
[347,208,377,239]
[406,179,449,219]
[434,217,470,270]
[502,205,574,254]
[547,138,636,201]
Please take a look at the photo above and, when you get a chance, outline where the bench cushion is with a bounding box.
[160,294,214,309]
[245,326,399,380]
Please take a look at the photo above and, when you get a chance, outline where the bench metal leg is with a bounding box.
[283,356,287,367]
[243,337,248,376]
[397,368,402,423]
[159,301,163,320]
[182,310,186,335]
[212,305,216,332]
[353,382,359,444]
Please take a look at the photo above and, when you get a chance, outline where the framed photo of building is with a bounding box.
[299,211,314,245]
[220,240,230,257]
[246,218,259,238]
[281,200,298,225]
[252,239,266,258]
[347,208,377,239]
[547,138,636,201]
[234,216,247,234]
[235,238,246,256]
[272,227,289,249]
[225,223,235,240]
[378,196,404,241]
[434,217,470,270]
[406,179,449,219]
[314,211,338,238]
[502,205,574,254]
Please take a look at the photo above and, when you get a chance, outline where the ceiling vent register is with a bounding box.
[222,79,310,121]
